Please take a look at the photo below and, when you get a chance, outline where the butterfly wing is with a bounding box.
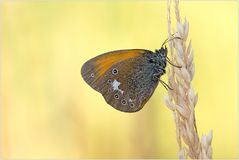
[81,49,160,112]
[81,49,146,91]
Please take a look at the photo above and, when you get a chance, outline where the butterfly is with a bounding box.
[81,37,181,112]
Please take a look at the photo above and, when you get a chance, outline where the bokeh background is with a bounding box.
[1,1,238,159]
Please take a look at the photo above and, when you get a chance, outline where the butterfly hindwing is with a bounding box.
[101,54,160,112]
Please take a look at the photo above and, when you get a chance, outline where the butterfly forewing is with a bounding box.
[81,49,146,91]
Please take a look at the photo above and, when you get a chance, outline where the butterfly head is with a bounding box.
[153,45,167,67]
[155,45,168,57]
[158,35,181,58]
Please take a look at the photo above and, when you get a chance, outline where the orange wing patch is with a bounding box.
[94,49,146,79]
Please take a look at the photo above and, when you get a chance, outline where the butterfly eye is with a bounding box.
[112,68,118,75]
[121,99,127,105]
[114,94,119,99]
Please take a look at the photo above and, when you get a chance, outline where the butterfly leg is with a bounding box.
[159,79,173,90]
[153,73,173,90]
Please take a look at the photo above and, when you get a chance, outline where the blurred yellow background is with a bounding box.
[1,1,238,159]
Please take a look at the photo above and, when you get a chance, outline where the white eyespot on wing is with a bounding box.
[121,99,127,105]
[112,68,118,75]
[129,103,135,108]
[112,79,124,94]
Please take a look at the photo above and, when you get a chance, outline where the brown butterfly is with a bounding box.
[81,37,181,112]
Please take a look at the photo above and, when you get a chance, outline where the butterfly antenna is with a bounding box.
[166,57,182,68]
[161,37,170,48]
[159,79,173,90]
[161,35,182,48]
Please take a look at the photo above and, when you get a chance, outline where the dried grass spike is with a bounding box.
[165,0,213,159]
